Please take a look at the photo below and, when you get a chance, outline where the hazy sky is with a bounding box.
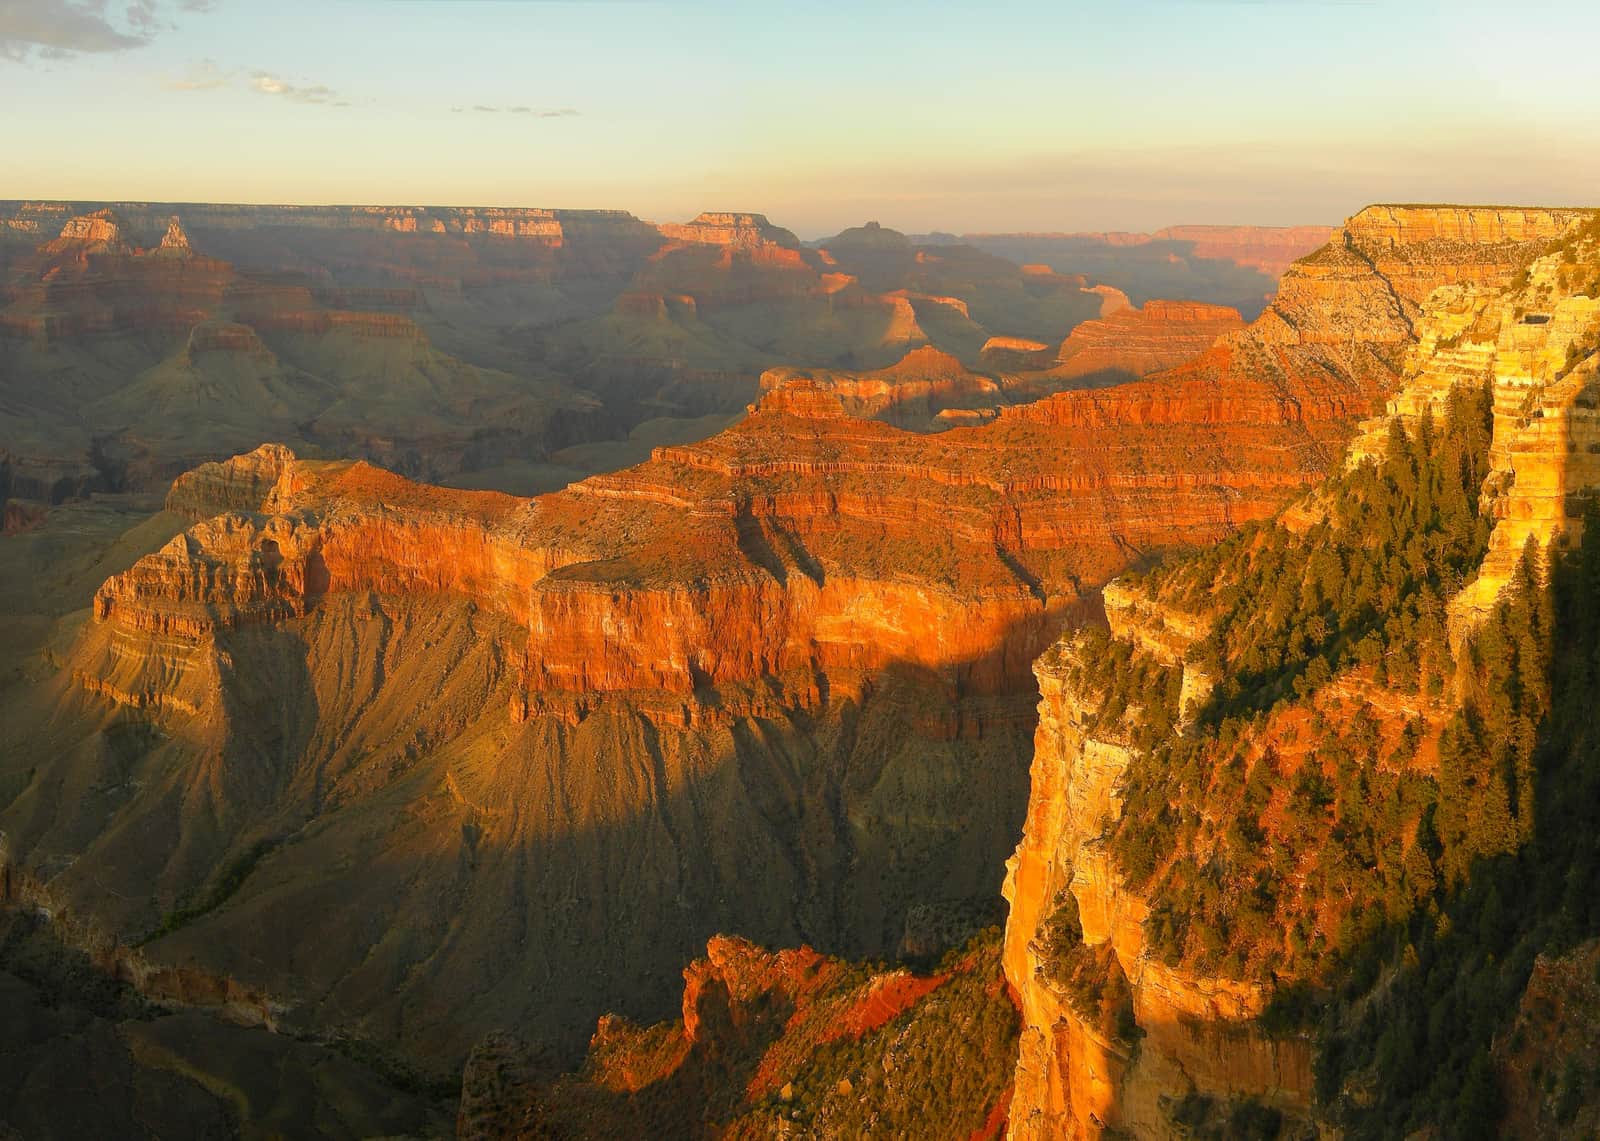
[3,0,1598,236]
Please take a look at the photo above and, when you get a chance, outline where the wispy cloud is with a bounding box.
[0,0,215,63]
[452,104,580,118]
[163,57,229,90]
[251,70,347,106]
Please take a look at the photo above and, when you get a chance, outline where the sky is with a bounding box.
[3,0,1599,237]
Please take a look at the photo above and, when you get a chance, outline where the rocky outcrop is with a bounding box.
[1048,299,1244,385]
[1333,211,1600,631]
[657,211,802,251]
[457,931,1015,1140]
[49,209,132,253]
[164,443,298,521]
[1,498,45,534]
[1002,642,1310,1141]
[759,346,999,426]
[1496,939,1600,1139]
[156,216,193,256]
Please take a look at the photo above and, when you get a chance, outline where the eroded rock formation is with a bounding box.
[457,931,1016,1140]
[1047,300,1245,386]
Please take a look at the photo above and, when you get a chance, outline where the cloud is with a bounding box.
[251,70,345,106]
[453,104,580,118]
[162,60,350,107]
[0,0,212,62]
[163,57,228,90]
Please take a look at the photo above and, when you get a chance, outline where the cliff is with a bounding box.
[2,201,1324,509]
[757,300,1255,430]
[1000,205,1600,1138]
[1152,225,1338,276]
[657,211,802,251]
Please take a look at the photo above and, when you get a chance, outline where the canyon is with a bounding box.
[927,225,1336,320]
[0,204,1416,1092]
[5,201,1591,1138]
[0,202,1297,514]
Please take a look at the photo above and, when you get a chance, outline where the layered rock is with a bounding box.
[1047,300,1245,385]
[1002,639,1310,1141]
[758,346,1000,427]
[2,204,1503,1100]
[3,201,1328,510]
[1334,213,1600,629]
[657,211,802,251]
[0,208,610,490]
[164,443,299,522]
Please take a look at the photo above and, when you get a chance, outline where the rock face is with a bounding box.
[657,211,802,250]
[1002,635,1311,1140]
[3,203,1519,1111]
[457,930,1016,1140]
[757,300,1258,429]
[758,346,1001,427]
[164,443,298,521]
[1000,205,1600,1139]
[1048,300,1245,386]
[1495,939,1600,1139]
[5,201,1240,502]
[0,200,1307,510]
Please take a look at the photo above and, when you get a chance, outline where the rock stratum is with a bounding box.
[1001,204,1600,1138]
[0,210,1432,1086]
